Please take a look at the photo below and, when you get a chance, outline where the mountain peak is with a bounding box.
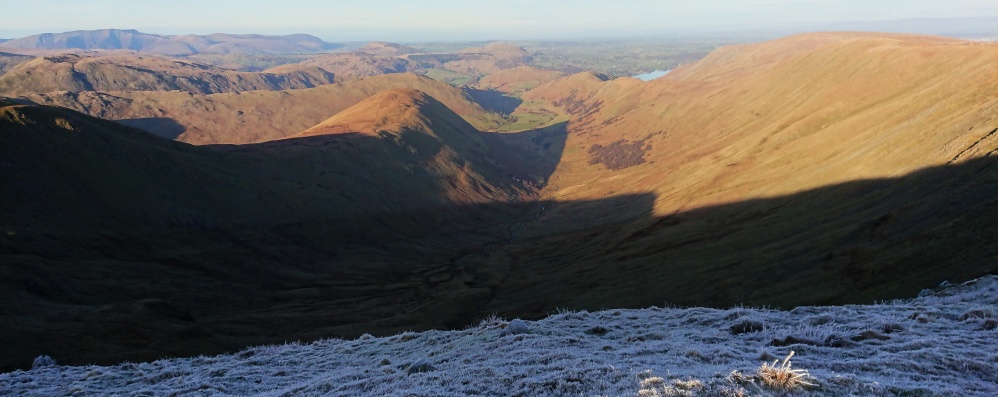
[294,88,470,139]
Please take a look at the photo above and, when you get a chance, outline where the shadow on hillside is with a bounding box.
[4,121,998,371]
[482,121,568,186]
[480,156,998,320]
[463,87,522,115]
[221,122,570,203]
[117,117,187,140]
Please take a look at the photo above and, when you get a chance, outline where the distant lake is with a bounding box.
[632,69,670,81]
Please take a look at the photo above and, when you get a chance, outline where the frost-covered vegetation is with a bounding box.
[3,277,996,396]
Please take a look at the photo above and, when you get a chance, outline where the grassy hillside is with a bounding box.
[475,66,567,94]
[491,31,998,312]
[525,33,998,208]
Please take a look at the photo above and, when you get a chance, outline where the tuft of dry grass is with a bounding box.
[637,375,705,397]
[757,351,815,389]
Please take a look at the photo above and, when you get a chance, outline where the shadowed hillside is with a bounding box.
[479,156,998,320]
[0,96,564,370]
[4,98,998,371]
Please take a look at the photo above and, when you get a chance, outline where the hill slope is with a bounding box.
[475,65,567,94]
[0,96,546,370]
[525,32,998,203]
[485,32,998,312]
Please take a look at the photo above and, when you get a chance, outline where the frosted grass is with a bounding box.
[3,277,996,396]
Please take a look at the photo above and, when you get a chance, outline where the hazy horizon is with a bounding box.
[1,0,996,41]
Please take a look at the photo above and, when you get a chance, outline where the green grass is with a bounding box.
[422,68,478,85]
[494,100,565,132]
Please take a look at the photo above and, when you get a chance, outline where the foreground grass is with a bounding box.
[4,277,996,396]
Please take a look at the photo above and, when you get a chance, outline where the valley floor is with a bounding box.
[2,277,996,396]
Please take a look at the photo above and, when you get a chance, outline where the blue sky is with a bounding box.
[1,0,995,40]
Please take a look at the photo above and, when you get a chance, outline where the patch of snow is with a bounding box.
[2,276,997,396]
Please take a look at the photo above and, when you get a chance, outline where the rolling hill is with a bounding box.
[447,43,532,75]
[359,41,421,57]
[475,65,567,94]
[0,52,335,96]
[266,52,413,82]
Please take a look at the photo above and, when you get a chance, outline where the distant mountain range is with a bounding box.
[0,28,341,55]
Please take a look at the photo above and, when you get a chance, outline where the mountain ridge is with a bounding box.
[0,29,339,55]
[0,52,336,96]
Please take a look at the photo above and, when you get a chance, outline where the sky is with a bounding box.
[0,0,995,41]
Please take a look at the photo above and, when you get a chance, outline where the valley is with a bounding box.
[1,28,997,379]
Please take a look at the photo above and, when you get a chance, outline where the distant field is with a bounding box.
[495,100,565,132]
[520,38,732,77]
[421,68,477,85]
[185,53,317,71]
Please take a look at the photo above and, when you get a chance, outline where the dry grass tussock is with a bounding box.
[637,351,815,396]
[756,351,815,389]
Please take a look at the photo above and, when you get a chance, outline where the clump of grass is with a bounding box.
[757,351,815,389]
[477,313,506,329]
[637,375,705,397]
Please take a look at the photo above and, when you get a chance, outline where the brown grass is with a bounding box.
[757,351,815,389]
